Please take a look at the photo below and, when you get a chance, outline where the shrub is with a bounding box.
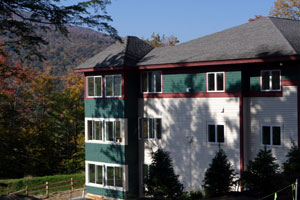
[188,190,203,199]
[283,142,300,182]
[241,147,280,195]
[145,148,184,200]
[203,148,235,197]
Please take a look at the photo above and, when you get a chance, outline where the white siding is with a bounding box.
[245,86,298,166]
[138,97,240,191]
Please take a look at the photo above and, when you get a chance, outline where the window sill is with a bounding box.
[86,140,125,145]
[86,182,126,191]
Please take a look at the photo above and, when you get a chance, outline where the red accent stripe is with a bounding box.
[74,55,300,73]
[140,92,241,98]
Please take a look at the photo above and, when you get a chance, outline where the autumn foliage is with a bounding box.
[0,52,84,178]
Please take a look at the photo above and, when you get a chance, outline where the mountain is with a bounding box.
[10,26,115,75]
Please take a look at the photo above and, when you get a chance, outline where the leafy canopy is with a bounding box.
[270,0,300,20]
[0,0,118,61]
[203,148,235,197]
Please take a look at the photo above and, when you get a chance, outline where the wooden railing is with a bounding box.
[7,177,85,197]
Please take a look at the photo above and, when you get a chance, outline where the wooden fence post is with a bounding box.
[46,181,49,197]
[25,185,29,196]
[71,178,74,192]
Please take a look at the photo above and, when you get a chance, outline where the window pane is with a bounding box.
[96,165,103,184]
[208,74,215,91]
[106,76,113,96]
[272,126,281,145]
[262,71,270,90]
[95,77,102,96]
[217,125,224,143]
[107,121,114,141]
[115,121,122,143]
[88,77,94,96]
[114,75,122,96]
[154,72,161,92]
[143,119,148,138]
[142,73,148,92]
[149,72,154,92]
[149,119,154,139]
[88,120,93,140]
[156,119,162,139]
[115,167,123,187]
[107,167,114,186]
[208,125,215,142]
[262,126,271,145]
[89,164,95,183]
[216,73,224,91]
[139,118,143,139]
[272,71,280,90]
[95,121,102,140]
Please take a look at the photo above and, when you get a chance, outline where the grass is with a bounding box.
[0,173,85,195]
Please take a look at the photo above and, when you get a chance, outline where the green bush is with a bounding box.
[145,148,184,200]
[203,148,235,197]
[283,142,300,182]
[188,190,203,199]
[241,147,280,195]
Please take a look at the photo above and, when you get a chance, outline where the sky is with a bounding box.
[66,0,276,43]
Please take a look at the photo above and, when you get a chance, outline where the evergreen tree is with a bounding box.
[145,148,184,200]
[283,142,300,182]
[241,147,280,194]
[203,148,235,197]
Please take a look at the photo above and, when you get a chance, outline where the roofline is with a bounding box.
[74,55,300,72]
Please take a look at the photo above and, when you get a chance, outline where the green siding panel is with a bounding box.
[250,76,260,92]
[86,185,125,199]
[163,73,205,93]
[85,99,125,118]
[226,71,242,92]
[85,143,125,164]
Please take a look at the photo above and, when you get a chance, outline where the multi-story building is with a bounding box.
[75,17,300,199]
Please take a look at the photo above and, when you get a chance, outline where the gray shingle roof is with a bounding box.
[75,36,153,69]
[76,17,300,70]
[137,17,300,66]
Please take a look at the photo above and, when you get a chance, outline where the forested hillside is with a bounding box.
[9,26,114,75]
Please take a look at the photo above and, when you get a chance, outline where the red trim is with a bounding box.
[239,96,244,174]
[140,92,241,98]
[245,92,283,97]
[74,56,300,72]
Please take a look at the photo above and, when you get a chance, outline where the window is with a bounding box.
[141,71,162,93]
[105,75,122,97]
[261,70,281,91]
[207,72,224,92]
[262,125,281,146]
[107,166,123,187]
[142,164,151,191]
[88,164,103,185]
[86,119,123,143]
[86,162,126,190]
[87,76,102,97]
[139,118,162,139]
[208,124,224,143]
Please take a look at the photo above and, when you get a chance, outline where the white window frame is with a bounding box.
[141,71,162,93]
[87,163,104,186]
[138,117,162,140]
[105,74,122,97]
[86,76,102,98]
[206,72,225,92]
[261,125,282,147]
[85,118,127,145]
[207,123,225,144]
[85,161,128,191]
[260,70,281,92]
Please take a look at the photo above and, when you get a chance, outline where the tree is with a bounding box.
[270,0,300,20]
[145,148,184,200]
[0,0,118,61]
[241,147,280,195]
[203,148,235,197]
[283,142,300,182]
[145,33,179,47]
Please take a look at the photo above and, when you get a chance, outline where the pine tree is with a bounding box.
[145,148,184,200]
[283,142,300,182]
[203,148,235,197]
[241,147,280,194]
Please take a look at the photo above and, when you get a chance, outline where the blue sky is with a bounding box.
[66,0,276,43]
